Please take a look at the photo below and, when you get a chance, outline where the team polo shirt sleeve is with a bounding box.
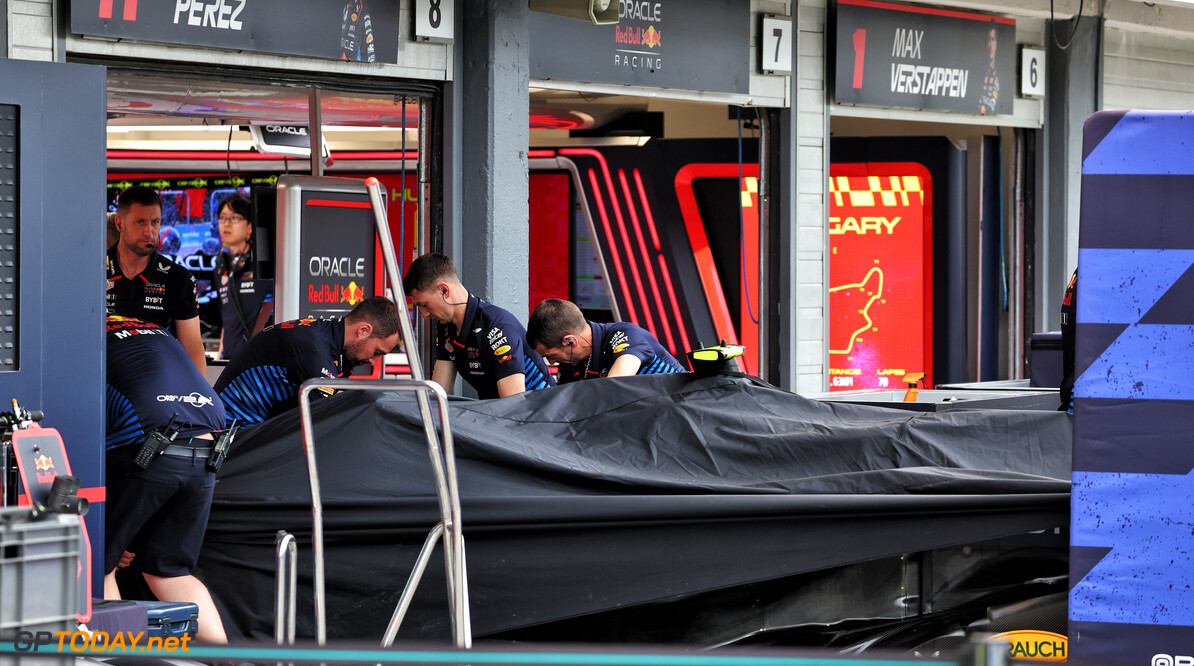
[482,321,528,381]
[434,323,455,362]
[487,326,554,392]
[604,323,684,375]
[605,325,656,366]
[170,265,201,321]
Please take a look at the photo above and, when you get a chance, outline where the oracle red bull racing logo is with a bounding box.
[614,0,663,70]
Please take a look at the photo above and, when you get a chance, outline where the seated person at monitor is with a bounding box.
[214,296,400,426]
[104,315,227,643]
[403,252,554,399]
[527,298,686,382]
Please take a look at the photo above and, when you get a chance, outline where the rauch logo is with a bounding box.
[986,630,1067,662]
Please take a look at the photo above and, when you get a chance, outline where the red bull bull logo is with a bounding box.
[34,454,57,484]
[643,26,661,48]
[341,281,365,305]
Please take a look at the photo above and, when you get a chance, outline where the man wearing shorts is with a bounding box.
[104,315,228,643]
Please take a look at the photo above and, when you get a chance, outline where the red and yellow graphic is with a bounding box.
[643,26,662,48]
[828,164,932,390]
[34,453,57,484]
[34,454,54,471]
[341,281,364,305]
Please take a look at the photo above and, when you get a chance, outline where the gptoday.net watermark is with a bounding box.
[10,630,191,654]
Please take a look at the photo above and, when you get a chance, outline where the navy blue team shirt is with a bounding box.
[556,321,686,384]
[435,295,554,399]
[106,316,226,451]
[215,317,349,426]
[106,246,199,331]
[216,251,274,361]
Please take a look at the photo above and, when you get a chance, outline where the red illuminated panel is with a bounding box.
[366,173,420,274]
[674,163,760,375]
[529,173,571,316]
[828,163,932,391]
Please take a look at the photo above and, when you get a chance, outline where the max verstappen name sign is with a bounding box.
[834,0,1015,115]
[530,0,749,95]
[71,0,398,63]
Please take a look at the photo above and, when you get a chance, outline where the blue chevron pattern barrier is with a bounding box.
[1072,110,1194,663]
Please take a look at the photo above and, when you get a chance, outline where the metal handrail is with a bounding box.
[363,176,471,646]
[275,530,297,646]
[298,378,471,649]
[381,522,443,647]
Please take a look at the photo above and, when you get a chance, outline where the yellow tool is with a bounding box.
[687,341,746,375]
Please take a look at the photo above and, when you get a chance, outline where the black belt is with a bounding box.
[161,438,214,459]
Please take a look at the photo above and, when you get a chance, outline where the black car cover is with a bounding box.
[196,374,1071,642]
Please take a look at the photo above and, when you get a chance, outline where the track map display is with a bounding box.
[828,164,932,390]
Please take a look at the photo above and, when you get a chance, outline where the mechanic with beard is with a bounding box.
[106,186,206,375]
[404,253,554,399]
[214,296,400,426]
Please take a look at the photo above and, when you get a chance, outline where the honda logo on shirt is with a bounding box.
[99,0,139,20]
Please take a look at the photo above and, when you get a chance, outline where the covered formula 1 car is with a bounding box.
[196,373,1071,646]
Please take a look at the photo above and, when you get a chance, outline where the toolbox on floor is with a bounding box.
[133,600,199,639]
[88,598,148,635]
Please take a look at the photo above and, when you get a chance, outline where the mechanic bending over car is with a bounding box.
[103,315,228,643]
[404,252,554,399]
[527,298,686,382]
[214,296,401,427]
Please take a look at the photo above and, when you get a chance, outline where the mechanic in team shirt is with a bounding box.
[214,296,400,426]
[404,252,553,399]
[527,298,686,383]
[106,186,206,375]
[104,315,227,643]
